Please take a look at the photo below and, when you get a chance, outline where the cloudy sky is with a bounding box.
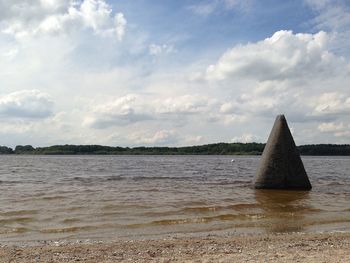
[0,0,350,147]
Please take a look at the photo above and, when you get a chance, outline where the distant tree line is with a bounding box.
[298,144,350,156]
[0,146,14,154]
[0,143,349,155]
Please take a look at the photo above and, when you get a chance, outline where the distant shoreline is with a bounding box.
[0,143,349,156]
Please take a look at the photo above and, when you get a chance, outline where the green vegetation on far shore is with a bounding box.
[0,143,349,156]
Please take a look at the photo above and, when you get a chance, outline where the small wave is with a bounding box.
[130,213,253,227]
[0,180,19,184]
[326,182,345,186]
[138,188,160,192]
[62,175,256,184]
[204,181,252,186]
[11,227,30,233]
[96,211,125,217]
[140,210,183,217]
[232,180,252,184]
[0,227,30,234]
[64,206,87,212]
[306,218,350,227]
[131,176,193,181]
[71,177,96,183]
[68,175,191,183]
[182,203,260,213]
[62,218,81,224]
[182,206,222,213]
[41,195,67,201]
[40,225,97,233]
[105,176,123,181]
[303,208,324,213]
[0,209,38,217]
[101,204,151,210]
[65,176,123,184]
[150,214,241,225]
[229,203,261,210]
[0,217,34,224]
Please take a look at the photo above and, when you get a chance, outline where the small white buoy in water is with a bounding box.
[231,159,235,163]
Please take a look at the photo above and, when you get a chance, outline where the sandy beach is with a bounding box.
[1,232,349,263]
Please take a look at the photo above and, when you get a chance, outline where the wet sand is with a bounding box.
[1,232,349,263]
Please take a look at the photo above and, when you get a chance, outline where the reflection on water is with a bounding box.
[255,190,311,233]
[0,155,349,243]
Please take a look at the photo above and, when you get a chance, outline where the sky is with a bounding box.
[0,0,350,147]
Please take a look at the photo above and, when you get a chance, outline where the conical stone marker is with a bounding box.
[254,115,312,190]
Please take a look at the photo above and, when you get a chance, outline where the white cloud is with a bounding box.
[306,0,350,31]
[318,122,346,132]
[149,44,175,56]
[231,133,260,143]
[318,122,350,137]
[201,30,350,129]
[0,1,350,147]
[0,0,126,40]
[84,94,222,128]
[305,0,350,58]
[128,130,179,146]
[221,114,247,125]
[84,94,153,128]
[155,95,216,115]
[313,92,350,115]
[0,121,35,135]
[0,108,93,147]
[188,0,252,16]
[0,90,54,119]
[0,0,71,20]
[188,3,217,16]
[223,0,253,11]
[220,102,237,114]
[184,135,203,144]
[206,30,342,81]
[305,0,333,10]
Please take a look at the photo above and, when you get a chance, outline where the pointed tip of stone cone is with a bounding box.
[254,114,312,190]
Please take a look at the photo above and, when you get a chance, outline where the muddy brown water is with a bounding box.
[0,155,349,243]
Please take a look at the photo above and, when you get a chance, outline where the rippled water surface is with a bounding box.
[0,155,349,242]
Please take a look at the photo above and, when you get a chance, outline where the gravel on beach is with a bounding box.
[1,232,350,263]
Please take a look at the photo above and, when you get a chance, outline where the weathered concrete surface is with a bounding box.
[254,115,312,190]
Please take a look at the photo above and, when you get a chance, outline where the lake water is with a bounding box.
[0,155,349,243]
